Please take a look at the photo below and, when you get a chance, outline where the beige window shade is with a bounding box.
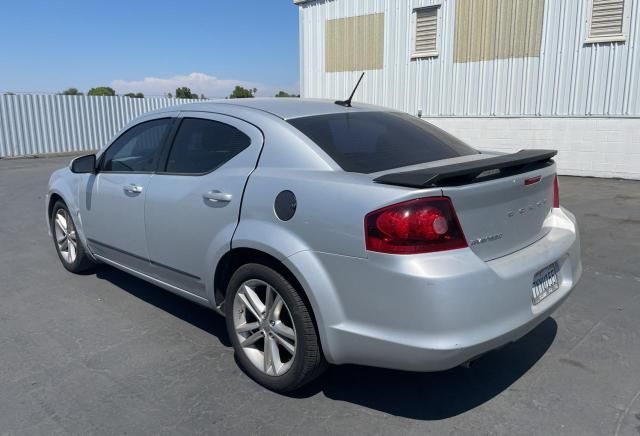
[454,0,544,63]
[325,13,384,73]
[588,0,625,41]
[414,7,438,57]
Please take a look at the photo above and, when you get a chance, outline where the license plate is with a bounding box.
[532,262,560,304]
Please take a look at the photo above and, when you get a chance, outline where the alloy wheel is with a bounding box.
[54,208,77,264]
[232,279,297,376]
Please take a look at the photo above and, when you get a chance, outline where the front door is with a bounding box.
[80,116,174,272]
[144,112,263,298]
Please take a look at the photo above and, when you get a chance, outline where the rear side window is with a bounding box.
[165,118,251,174]
[288,112,477,173]
[101,118,171,172]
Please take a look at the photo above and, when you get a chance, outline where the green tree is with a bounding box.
[200,94,206,100]
[166,92,173,98]
[229,86,256,99]
[275,90,299,98]
[175,87,198,99]
[124,92,144,98]
[87,86,116,96]
[60,88,83,96]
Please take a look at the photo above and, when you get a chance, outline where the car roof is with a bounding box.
[158,98,387,120]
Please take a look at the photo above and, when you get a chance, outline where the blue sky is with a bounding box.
[0,0,300,97]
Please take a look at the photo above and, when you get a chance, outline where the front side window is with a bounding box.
[101,118,171,172]
[165,118,251,174]
[288,111,477,174]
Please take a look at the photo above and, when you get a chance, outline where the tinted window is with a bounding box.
[165,118,251,174]
[288,112,477,173]
[101,118,171,172]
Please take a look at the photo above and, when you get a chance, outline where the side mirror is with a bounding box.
[70,154,97,174]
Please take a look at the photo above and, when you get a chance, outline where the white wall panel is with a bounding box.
[424,116,640,179]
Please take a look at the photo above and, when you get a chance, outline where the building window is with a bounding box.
[325,13,384,73]
[453,0,544,63]
[587,0,626,43]
[413,7,439,58]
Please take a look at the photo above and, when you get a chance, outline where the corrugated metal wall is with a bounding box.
[299,0,640,117]
[0,95,202,157]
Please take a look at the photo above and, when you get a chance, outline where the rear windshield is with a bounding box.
[288,111,477,173]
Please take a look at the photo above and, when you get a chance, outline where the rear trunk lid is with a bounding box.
[442,165,555,260]
[373,150,557,261]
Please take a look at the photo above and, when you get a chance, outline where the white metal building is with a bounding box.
[294,0,640,179]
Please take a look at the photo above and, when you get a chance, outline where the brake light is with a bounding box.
[553,175,560,208]
[365,197,467,254]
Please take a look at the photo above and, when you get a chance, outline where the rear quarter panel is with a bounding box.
[232,111,454,259]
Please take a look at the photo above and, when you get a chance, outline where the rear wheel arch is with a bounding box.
[214,248,322,341]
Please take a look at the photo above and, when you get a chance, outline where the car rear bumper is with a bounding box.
[285,207,581,371]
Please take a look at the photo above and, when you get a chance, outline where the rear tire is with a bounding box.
[225,263,327,392]
[50,200,95,273]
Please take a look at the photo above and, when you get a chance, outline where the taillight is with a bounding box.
[365,197,467,254]
[553,175,560,208]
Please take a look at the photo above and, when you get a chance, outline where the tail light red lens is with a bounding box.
[553,175,560,208]
[365,197,467,254]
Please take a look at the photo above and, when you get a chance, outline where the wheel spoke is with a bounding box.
[55,215,67,234]
[240,330,263,348]
[56,234,66,244]
[264,335,273,374]
[268,335,283,375]
[238,292,261,320]
[243,285,266,318]
[272,331,295,355]
[235,321,260,333]
[269,295,284,321]
[68,239,77,262]
[272,321,295,341]
[61,210,68,229]
[264,286,274,313]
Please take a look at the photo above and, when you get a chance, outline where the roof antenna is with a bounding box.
[335,72,365,107]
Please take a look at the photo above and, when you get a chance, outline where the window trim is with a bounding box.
[411,4,441,59]
[155,116,254,177]
[585,0,627,44]
[96,117,176,175]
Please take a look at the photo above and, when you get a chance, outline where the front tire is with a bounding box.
[225,263,326,392]
[50,200,95,273]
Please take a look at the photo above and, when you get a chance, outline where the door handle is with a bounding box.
[123,183,143,194]
[203,190,232,203]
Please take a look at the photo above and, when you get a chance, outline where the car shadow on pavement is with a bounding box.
[95,264,556,420]
[296,317,557,420]
[95,265,231,347]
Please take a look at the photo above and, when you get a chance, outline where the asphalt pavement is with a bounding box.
[1,156,639,435]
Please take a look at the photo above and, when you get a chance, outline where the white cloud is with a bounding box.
[111,72,295,98]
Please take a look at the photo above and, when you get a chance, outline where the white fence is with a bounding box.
[0,94,204,157]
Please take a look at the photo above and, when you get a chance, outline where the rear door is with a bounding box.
[80,116,174,272]
[144,112,263,298]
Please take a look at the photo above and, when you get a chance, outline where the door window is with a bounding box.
[165,118,251,174]
[101,118,172,172]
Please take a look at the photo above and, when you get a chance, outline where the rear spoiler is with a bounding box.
[374,149,557,188]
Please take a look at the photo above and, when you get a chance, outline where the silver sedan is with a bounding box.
[47,98,582,392]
